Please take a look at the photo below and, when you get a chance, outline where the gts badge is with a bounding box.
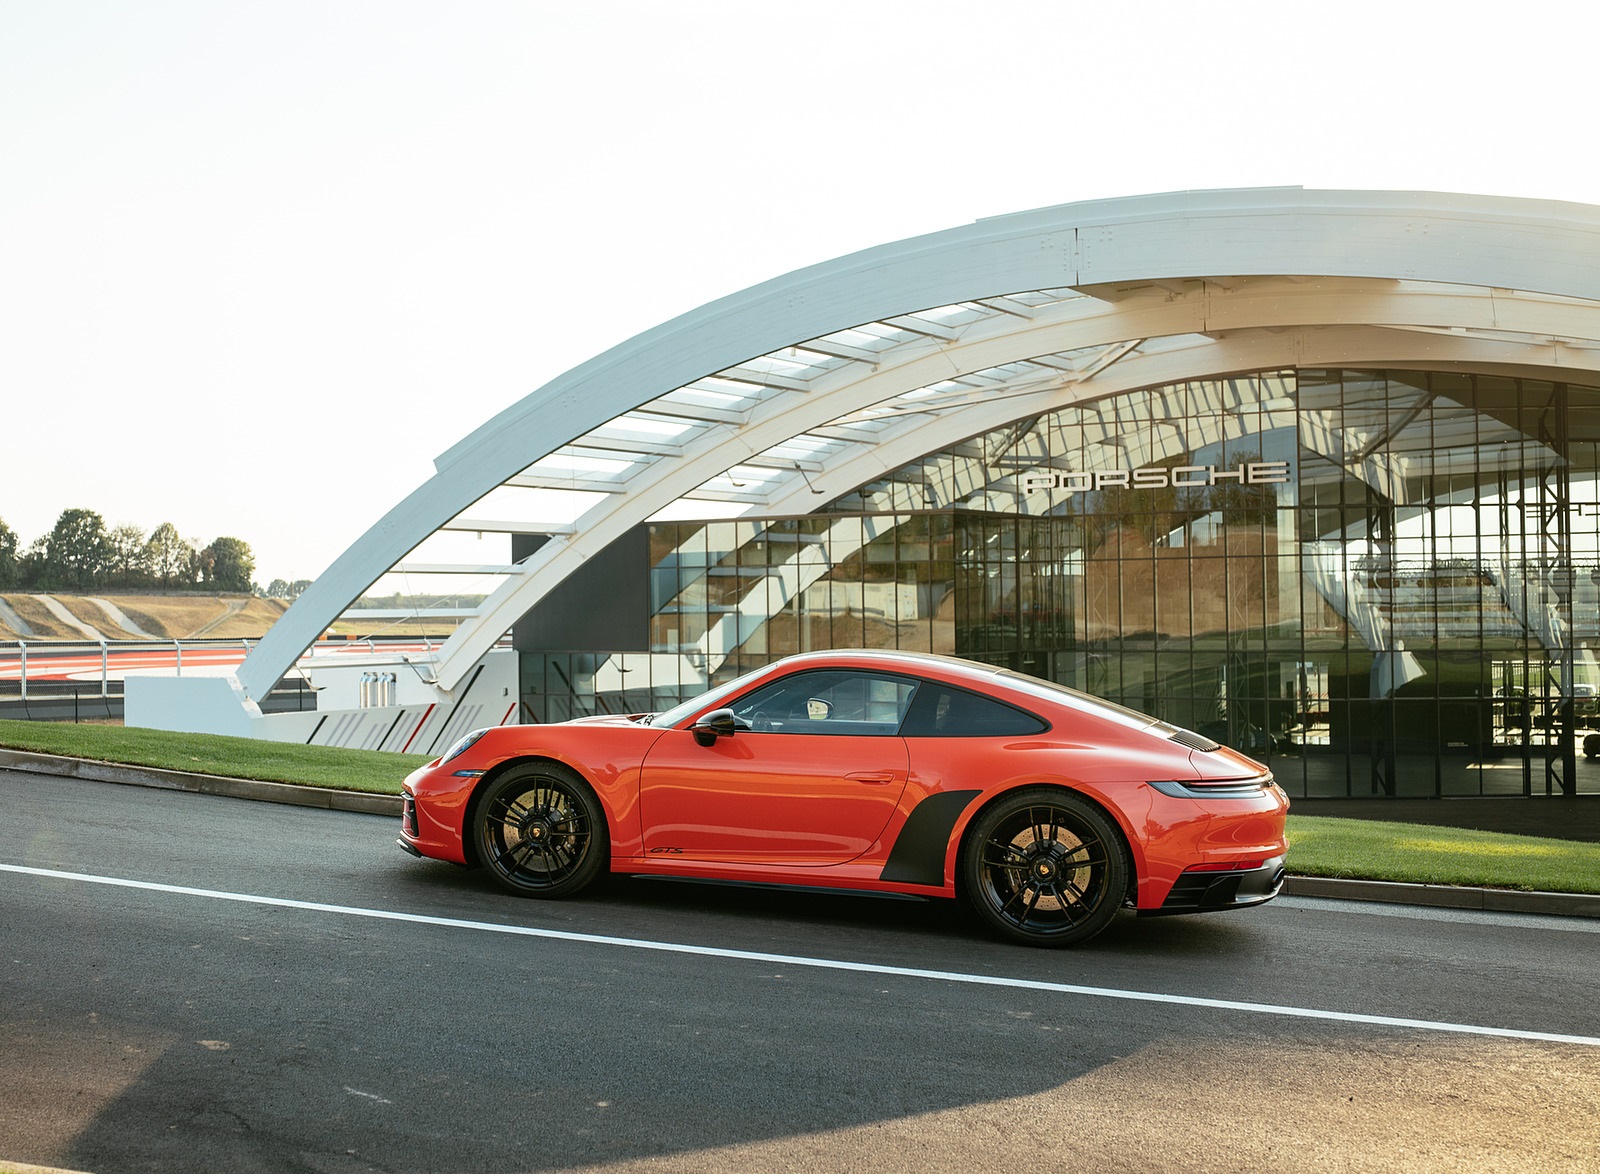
[649,846,684,854]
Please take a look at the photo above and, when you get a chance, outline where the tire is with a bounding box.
[960,787,1130,947]
[473,762,608,898]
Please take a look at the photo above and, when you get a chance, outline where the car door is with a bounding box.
[638,669,917,866]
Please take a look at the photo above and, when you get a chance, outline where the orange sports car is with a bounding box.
[398,650,1288,946]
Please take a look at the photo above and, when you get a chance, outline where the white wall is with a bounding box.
[126,649,521,753]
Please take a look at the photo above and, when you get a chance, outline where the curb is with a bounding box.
[3,749,1595,919]
[0,748,401,818]
[1282,875,1600,918]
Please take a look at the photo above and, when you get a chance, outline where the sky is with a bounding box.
[4,0,1598,590]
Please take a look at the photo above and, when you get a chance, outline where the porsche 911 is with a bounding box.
[398,649,1288,946]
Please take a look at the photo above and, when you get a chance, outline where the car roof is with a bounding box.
[765,648,1010,683]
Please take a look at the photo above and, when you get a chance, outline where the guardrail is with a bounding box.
[0,680,321,723]
[0,635,450,695]
[0,637,408,723]
[0,634,504,723]
[0,637,260,700]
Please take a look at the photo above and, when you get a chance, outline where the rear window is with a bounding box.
[900,683,1048,737]
[995,670,1161,732]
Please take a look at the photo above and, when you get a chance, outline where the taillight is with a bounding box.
[1148,778,1271,799]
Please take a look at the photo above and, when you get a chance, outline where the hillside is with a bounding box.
[0,593,469,642]
[0,593,290,641]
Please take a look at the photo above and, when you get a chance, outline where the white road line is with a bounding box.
[5,862,1598,1049]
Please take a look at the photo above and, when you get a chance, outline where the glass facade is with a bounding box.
[522,368,1600,798]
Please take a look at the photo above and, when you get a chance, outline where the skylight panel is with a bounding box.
[609,413,700,439]
[911,302,992,329]
[811,326,896,352]
[765,435,839,460]
[681,377,765,403]
[735,353,823,380]
[846,320,927,346]
[784,343,857,369]
[529,452,636,476]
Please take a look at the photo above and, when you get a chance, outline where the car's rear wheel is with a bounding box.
[474,763,608,898]
[961,788,1129,947]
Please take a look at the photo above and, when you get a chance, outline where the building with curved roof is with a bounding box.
[129,187,1600,798]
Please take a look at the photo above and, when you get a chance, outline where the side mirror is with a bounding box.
[690,708,739,747]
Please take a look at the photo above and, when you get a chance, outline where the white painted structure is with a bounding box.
[127,187,1600,743]
[124,645,518,754]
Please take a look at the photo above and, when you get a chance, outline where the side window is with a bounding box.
[900,684,1049,737]
[730,670,918,736]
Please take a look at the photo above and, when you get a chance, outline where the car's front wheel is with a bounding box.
[961,788,1129,947]
[474,762,608,898]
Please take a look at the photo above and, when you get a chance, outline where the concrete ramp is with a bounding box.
[0,597,35,637]
[35,596,103,640]
[88,597,162,639]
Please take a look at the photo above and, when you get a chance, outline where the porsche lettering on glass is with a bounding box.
[1021,461,1291,494]
[398,650,1289,947]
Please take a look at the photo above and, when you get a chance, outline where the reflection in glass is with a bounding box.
[526,370,1600,799]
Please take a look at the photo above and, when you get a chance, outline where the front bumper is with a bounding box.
[1139,855,1286,917]
[395,768,477,865]
[397,789,425,857]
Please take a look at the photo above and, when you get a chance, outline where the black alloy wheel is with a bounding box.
[961,788,1129,947]
[474,763,608,898]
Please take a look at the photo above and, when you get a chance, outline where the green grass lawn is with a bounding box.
[0,719,424,795]
[2,720,1597,893]
[1285,815,1600,895]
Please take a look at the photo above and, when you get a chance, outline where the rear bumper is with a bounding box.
[1139,855,1286,917]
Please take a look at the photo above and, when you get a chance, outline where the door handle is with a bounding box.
[846,771,896,784]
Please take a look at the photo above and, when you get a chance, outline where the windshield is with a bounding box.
[648,664,771,729]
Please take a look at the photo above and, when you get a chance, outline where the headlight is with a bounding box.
[439,728,488,765]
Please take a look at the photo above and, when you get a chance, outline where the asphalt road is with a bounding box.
[3,771,1598,1173]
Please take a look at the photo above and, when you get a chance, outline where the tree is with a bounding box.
[18,536,49,589]
[46,508,113,590]
[203,536,255,593]
[0,517,16,588]
[266,578,291,599]
[145,522,198,588]
[1211,460,1278,526]
[109,522,151,588]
